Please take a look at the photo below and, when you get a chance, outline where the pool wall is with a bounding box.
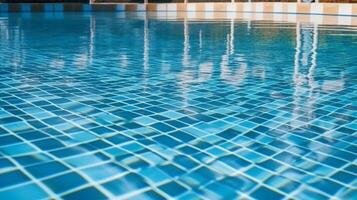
[0,3,357,16]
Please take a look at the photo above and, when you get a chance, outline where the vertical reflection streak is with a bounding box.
[143,14,149,93]
[220,19,247,86]
[294,22,301,81]
[144,15,149,72]
[199,30,202,53]
[308,24,318,81]
[181,18,190,109]
[293,22,319,127]
[229,19,234,55]
[247,20,251,32]
[307,24,319,119]
[183,18,189,67]
[89,14,95,65]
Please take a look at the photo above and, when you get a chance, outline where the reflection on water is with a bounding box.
[0,15,355,137]
[220,20,249,86]
[0,13,356,199]
[292,23,319,128]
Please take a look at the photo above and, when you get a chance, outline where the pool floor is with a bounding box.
[0,13,356,200]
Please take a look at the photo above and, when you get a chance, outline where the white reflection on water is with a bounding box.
[290,22,349,171]
[322,80,344,92]
[143,15,149,72]
[292,22,345,128]
[182,18,190,68]
[292,22,320,129]
[220,19,248,86]
[88,13,95,67]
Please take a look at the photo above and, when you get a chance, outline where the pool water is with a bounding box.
[0,13,356,200]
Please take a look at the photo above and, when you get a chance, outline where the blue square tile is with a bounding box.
[43,172,87,193]
[0,170,30,189]
[102,173,148,196]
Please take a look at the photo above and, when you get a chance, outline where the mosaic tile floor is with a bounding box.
[0,13,356,200]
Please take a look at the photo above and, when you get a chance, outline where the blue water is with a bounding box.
[0,13,356,200]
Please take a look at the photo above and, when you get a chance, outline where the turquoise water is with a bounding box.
[0,13,356,200]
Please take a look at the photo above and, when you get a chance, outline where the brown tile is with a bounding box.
[323,15,338,25]
[297,3,311,14]
[176,11,187,19]
[147,4,157,12]
[264,3,274,13]
[215,12,227,19]
[214,3,226,12]
[351,4,357,15]
[323,4,339,15]
[196,3,205,12]
[176,3,186,12]
[125,4,137,12]
[31,4,44,12]
[296,14,310,23]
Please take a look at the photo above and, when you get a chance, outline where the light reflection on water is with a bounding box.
[0,13,356,200]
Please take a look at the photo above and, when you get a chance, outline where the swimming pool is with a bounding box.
[0,12,356,200]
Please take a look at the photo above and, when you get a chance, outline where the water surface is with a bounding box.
[0,13,356,200]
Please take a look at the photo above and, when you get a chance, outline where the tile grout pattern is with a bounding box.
[0,13,356,200]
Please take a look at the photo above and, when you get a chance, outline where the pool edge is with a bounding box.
[0,3,356,17]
